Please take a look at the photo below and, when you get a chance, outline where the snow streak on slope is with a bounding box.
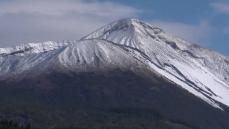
[83,18,229,109]
[0,41,68,56]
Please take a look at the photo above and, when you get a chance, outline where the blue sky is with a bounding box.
[0,0,228,55]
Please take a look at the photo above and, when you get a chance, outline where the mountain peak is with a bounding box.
[82,18,144,39]
[118,17,139,22]
[82,18,164,50]
[116,18,141,26]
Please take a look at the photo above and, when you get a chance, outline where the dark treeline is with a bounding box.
[0,120,33,129]
[0,119,195,129]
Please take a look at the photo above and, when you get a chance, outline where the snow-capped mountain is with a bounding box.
[1,18,229,129]
[0,18,229,110]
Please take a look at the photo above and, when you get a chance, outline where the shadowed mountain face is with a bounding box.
[0,18,229,129]
[0,70,229,129]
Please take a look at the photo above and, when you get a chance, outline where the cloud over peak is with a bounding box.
[0,0,140,47]
[0,0,140,18]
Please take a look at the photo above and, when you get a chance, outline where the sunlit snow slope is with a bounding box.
[0,18,229,109]
[83,18,229,109]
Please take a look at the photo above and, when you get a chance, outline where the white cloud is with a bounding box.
[0,0,140,47]
[0,0,140,18]
[210,2,229,14]
[150,20,213,44]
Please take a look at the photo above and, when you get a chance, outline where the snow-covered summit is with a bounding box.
[83,18,166,50]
